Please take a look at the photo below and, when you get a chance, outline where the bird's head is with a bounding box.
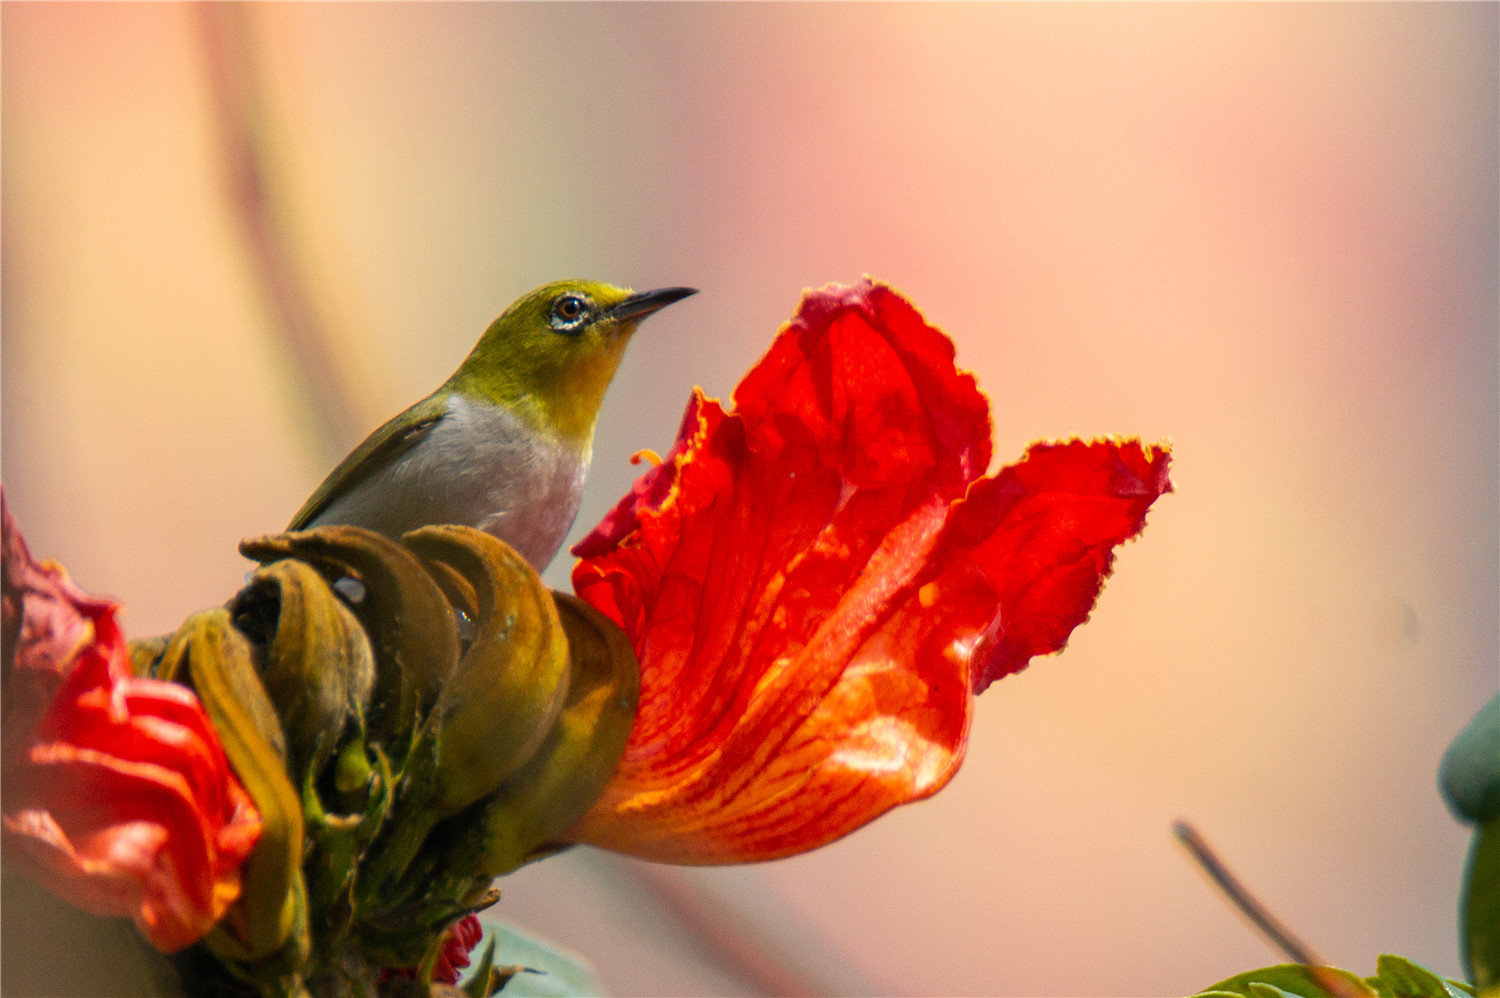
[449,280,696,446]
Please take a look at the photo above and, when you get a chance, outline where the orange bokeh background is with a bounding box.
[3,4,1495,995]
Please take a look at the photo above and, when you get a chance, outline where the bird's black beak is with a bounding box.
[607,286,698,322]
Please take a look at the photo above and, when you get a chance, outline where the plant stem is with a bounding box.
[1173,820,1363,998]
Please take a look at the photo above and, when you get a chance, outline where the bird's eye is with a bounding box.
[550,294,590,331]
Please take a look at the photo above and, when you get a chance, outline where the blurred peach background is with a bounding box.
[3,4,1495,995]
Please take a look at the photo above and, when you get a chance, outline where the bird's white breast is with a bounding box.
[310,394,590,571]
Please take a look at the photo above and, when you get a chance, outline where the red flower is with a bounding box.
[1,496,261,952]
[433,913,484,985]
[569,279,1170,863]
[381,913,484,986]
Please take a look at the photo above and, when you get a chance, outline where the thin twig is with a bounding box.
[195,2,365,464]
[1173,820,1362,998]
[1173,820,1325,966]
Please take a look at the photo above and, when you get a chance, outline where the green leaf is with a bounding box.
[1193,964,1376,998]
[1364,953,1471,997]
[465,919,603,998]
[1462,820,1500,990]
[1193,958,1479,998]
[462,937,500,998]
[1248,985,1309,998]
[1439,695,1500,825]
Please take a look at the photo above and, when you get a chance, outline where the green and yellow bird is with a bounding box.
[289,280,696,570]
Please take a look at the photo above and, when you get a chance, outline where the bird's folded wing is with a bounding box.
[287,394,449,530]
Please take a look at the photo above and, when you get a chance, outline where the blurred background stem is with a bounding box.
[197,2,364,466]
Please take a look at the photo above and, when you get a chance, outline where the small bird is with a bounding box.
[289,280,696,571]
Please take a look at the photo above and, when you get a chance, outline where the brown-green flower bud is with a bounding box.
[240,527,460,752]
[228,559,375,776]
[373,593,638,929]
[402,526,569,815]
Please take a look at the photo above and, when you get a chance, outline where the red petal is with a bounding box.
[945,439,1172,692]
[432,914,484,985]
[9,748,219,945]
[2,492,117,681]
[2,491,124,771]
[573,393,711,562]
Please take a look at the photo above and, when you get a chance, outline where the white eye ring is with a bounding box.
[550,294,591,332]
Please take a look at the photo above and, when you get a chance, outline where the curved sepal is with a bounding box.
[229,559,375,777]
[159,610,304,961]
[474,593,639,878]
[402,526,570,815]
